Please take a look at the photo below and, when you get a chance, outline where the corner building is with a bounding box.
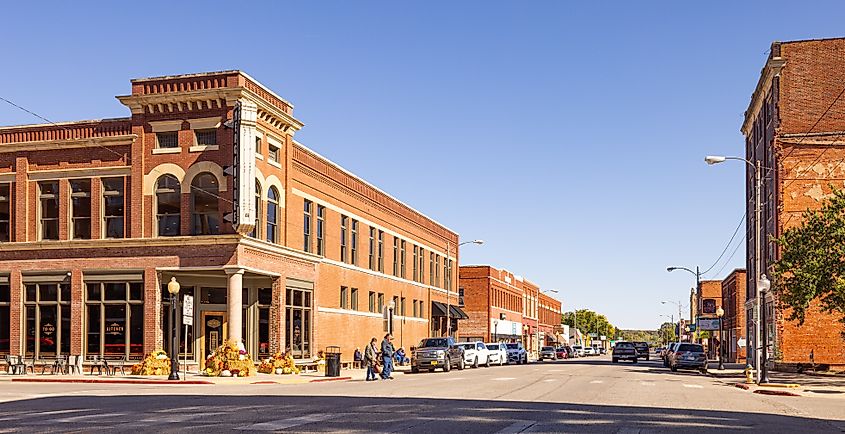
[742,38,845,369]
[0,71,459,367]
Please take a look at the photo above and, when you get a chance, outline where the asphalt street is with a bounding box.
[0,355,843,433]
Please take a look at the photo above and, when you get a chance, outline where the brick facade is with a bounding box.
[721,269,747,363]
[0,70,459,367]
[742,38,845,368]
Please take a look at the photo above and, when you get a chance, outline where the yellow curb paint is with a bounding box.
[759,383,800,388]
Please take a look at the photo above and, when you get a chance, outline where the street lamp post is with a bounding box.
[667,266,701,341]
[662,300,684,341]
[717,306,725,371]
[166,277,181,381]
[758,274,771,384]
[706,155,764,382]
[446,239,483,338]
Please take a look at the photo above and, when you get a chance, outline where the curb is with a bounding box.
[734,383,751,390]
[308,376,352,383]
[11,378,212,385]
[754,389,801,397]
[759,383,800,389]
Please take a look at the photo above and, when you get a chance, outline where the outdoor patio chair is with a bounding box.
[88,355,107,375]
[20,357,35,375]
[4,355,22,375]
[108,356,126,376]
[66,355,83,375]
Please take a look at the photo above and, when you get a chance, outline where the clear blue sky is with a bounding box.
[2,1,843,329]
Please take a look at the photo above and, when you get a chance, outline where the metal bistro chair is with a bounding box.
[4,355,23,375]
[66,355,83,375]
[88,355,107,376]
[20,357,35,375]
[109,356,126,376]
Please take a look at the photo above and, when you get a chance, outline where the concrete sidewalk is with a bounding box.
[709,368,845,398]
[0,368,365,385]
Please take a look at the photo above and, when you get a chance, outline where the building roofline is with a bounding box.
[292,139,458,238]
[130,70,242,83]
[0,117,131,131]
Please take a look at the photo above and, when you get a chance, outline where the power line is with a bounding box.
[700,212,746,276]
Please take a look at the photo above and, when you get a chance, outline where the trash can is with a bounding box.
[325,346,341,377]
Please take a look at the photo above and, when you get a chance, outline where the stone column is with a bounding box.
[226,268,244,343]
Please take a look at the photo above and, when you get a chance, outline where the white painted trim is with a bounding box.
[293,188,456,261]
[189,145,219,152]
[187,117,222,130]
[28,166,131,181]
[321,258,458,297]
[268,160,282,169]
[152,148,181,155]
[183,161,228,193]
[266,134,283,149]
[148,120,183,132]
[317,306,428,323]
[0,173,14,182]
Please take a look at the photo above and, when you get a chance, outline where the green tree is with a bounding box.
[773,187,845,337]
[561,309,617,339]
[658,322,676,344]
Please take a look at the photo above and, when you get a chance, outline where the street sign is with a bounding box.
[183,315,193,326]
[737,338,747,347]
[183,295,194,316]
[698,318,721,330]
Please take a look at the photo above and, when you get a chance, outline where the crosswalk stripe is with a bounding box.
[683,384,703,388]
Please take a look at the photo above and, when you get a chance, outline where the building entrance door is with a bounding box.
[201,311,226,367]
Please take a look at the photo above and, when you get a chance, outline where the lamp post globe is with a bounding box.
[167,277,181,381]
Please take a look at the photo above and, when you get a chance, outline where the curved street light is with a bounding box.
[446,239,484,338]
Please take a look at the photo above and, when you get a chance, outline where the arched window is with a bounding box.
[156,175,181,236]
[250,180,262,238]
[266,186,279,243]
[191,173,219,235]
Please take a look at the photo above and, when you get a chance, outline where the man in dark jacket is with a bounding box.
[380,333,395,380]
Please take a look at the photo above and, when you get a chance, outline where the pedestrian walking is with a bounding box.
[364,338,379,381]
[381,333,395,380]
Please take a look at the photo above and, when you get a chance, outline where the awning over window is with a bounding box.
[431,301,469,319]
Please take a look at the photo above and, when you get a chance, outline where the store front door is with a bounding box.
[201,311,226,367]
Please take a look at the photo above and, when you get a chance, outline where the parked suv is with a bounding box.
[411,337,465,373]
[457,341,491,368]
[540,346,557,361]
[633,342,650,361]
[505,342,528,364]
[612,341,638,363]
[668,343,707,373]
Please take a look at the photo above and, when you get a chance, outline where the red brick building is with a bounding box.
[458,265,562,356]
[721,269,747,363]
[0,70,462,367]
[694,280,723,357]
[743,38,845,369]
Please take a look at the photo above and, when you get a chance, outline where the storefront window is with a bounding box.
[258,288,271,357]
[24,283,71,358]
[86,281,144,358]
[286,286,312,359]
[0,283,8,354]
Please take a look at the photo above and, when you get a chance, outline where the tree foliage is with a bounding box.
[658,322,676,344]
[561,309,616,339]
[773,187,845,335]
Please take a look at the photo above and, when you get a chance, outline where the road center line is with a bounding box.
[683,384,703,388]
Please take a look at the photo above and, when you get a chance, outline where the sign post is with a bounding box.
[182,295,194,373]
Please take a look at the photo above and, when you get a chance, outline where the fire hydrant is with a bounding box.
[745,364,754,384]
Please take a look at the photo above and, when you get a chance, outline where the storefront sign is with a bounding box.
[183,315,193,326]
[183,295,194,316]
[42,323,55,336]
[698,318,721,331]
[230,99,257,235]
[106,322,124,336]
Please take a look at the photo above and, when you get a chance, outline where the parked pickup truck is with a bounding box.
[411,337,465,373]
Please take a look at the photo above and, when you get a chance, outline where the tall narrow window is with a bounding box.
[413,300,418,318]
[340,286,348,309]
[429,252,435,286]
[86,281,144,359]
[250,180,261,238]
[392,237,399,276]
[435,255,441,288]
[303,200,312,252]
[340,215,348,263]
[368,291,375,313]
[316,205,325,256]
[191,173,219,235]
[255,136,262,156]
[155,175,180,237]
[400,297,405,316]
[412,246,418,282]
[39,181,59,240]
[266,187,279,243]
[69,179,92,240]
[419,248,425,284]
[400,240,407,279]
[268,145,280,163]
[103,177,125,238]
[447,259,453,291]
[0,284,8,354]
[350,288,358,310]
[377,230,384,272]
[377,293,384,312]
[368,228,375,270]
[351,220,359,265]
[0,184,9,242]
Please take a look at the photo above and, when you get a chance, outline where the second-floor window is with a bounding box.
[368,227,375,270]
[191,173,219,235]
[419,248,425,284]
[429,252,435,285]
[351,220,358,265]
[156,175,180,237]
[70,179,91,239]
[412,246,418,282]
[103,177,125,238]
[266,187,279,243]
[0,183,9,242]
[368,291,375,313]
[316,205,325,256]
[303,200,313,252]
[195,129,217,147]
[377,230,384,272]
[156,132,178,149]
[268,145,280,163]
[392,237,399,276]
[340,215,348,263]
[340,286,348,309]
[350,287,358,310]
[400,240,406,279]
[39,181,59,240]
[250,180,261,238]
